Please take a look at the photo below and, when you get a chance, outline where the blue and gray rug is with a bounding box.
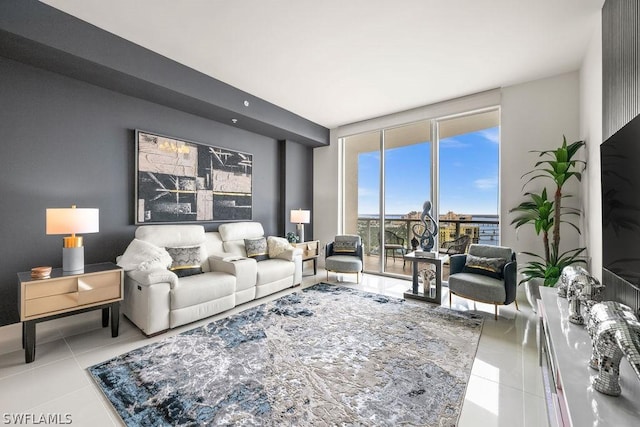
[89,284,483,426]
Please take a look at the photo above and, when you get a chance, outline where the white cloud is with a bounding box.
[474,177,498,190]
[439,137,470,149]
[478,127,500,144]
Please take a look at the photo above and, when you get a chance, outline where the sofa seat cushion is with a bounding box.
[326,255,362,273]
[171,272,235,310]
[256,259,295,286]
[448,272,506,304]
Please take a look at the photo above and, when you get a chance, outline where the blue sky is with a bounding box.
[358,126,499,216]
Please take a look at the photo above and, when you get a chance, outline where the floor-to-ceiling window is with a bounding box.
[342,107,500,278]
[437,109,500,252]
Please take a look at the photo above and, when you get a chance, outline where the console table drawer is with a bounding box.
[24,277,77,299]
[25,292,79,317]
[78,283,120,305]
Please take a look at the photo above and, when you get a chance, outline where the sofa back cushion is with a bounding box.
[218,222,265,242]
[135,225,208,270]
[136,225,206,247]
[218,222,265,256]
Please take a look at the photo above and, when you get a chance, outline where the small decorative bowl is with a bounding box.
[31,266,52,279]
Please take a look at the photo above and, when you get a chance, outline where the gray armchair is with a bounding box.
[448,244,518,320]
[325,235,364,283]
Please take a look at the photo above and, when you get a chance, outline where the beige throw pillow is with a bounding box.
[267,236,294,259]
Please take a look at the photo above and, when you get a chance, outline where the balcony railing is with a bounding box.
[357,216,499,256]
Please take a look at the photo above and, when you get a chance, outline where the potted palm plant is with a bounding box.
[510,137,586,309]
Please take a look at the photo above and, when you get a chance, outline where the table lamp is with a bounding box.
[290,209,310,243]
[46,205,99,273]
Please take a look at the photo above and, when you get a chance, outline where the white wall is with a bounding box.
[315,75,584,271]
[501,72,581,266]
[579,19,603,280]
[313,128,342,265]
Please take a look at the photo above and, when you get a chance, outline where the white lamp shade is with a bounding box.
[46,208,99,235]
[290,209,310,224]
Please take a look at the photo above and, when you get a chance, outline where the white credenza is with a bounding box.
[538,287,640,426]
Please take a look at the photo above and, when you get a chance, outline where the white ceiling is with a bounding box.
[40,0,604,129]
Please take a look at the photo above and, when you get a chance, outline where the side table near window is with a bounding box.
[17,262,123,363]
[293,240,319,276]
[403,251,448,304]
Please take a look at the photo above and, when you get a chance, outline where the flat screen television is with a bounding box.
[601,113,640,291]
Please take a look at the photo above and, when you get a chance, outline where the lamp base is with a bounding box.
[296,223,305,243]
[63,247,84,273]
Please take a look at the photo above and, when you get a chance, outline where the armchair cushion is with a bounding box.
[462,254,507,279]
[448,273,506,303]
[245,237,269,261]
[326,255,362,273]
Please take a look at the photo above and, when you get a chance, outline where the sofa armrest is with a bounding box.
[126,268,179,289]
[274,247,303,261]
[209,256,257,289]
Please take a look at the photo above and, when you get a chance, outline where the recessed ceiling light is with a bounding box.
[243,100,250,107]
[232,118,238,124]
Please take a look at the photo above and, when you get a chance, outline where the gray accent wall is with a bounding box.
[0,1,323,326]
[0,55,313,326]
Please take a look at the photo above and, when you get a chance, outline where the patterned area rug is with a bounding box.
[89,284,483,426]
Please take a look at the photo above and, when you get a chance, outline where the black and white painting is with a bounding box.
[135,130,252,224]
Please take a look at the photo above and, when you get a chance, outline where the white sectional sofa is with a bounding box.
[119,222,302,336]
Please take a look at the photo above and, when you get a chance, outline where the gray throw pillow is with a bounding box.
[166,246,203,278]
[462,254,506,279]
[245,237,269,261]
[333,240,358,254]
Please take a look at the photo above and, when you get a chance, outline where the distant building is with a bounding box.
[403,211,421,219]
[438,211,479,243]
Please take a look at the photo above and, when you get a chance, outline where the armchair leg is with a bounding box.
[514,299,520,311]
[327,271,329,282]
[449,292,452,308]
[494,304,498,320]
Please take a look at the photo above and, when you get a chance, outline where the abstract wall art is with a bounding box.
[135,130,252,224]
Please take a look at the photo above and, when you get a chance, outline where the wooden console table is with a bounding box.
[538,287,640,426]
[293,240,319,276]
[17,262,123,363]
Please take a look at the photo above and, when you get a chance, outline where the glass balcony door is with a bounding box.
[343,122,431,277]
[436,109,500,252]
[382,122,431,275]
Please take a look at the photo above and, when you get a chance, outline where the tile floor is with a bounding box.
[0,270,546,426]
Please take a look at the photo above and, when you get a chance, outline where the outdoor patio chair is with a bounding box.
[379,230,406,268]
[440,234,471,255]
